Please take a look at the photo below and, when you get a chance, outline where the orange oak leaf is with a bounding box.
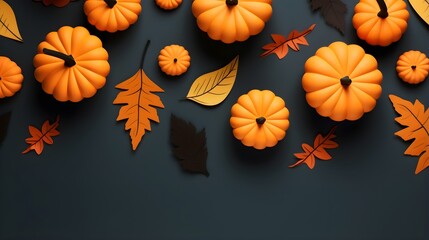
[389,94,429,174]
[261,24,316,59]
[289,126,338,169]
[22,116,60,155]
[113,40,164,151]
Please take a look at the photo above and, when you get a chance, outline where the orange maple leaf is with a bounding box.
[22,116,60,155]
[389,94,429,174]
[113,40,164,151]
[289,126,338,169]
[261,24,316,59]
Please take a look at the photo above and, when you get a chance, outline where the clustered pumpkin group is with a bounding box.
[3,0,427,150]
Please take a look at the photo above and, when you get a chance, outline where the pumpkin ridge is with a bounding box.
[235,5,265,35]
[57,27,73,55]
[317,86,343,116]
[115,3,139,22]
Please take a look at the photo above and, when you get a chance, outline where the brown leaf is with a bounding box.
[0,0,23,42]
[113,40,164,151]
[310,0,347,35]
[389,94,429,174]
[289,126,338,169]
[261,24,315,59]
[170,114,209,176]
[22,116,60,155]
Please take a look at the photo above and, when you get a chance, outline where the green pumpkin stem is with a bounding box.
[256,117,266,125]
[104,0,117,8]
[43,48,76,67]
[376,0,388,19]
[226,0,238,6]
[340,76,352,87]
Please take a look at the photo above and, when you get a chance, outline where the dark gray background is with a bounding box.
[1,1,428,239]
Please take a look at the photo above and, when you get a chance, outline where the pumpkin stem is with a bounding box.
[376,0,388,19]
[43,48,76,67]
[340,76,352,87]
[411,65,417,70]
[256,117,266,125]
[226,0,238,6]
[104,0,117,8]
[174,58,178,63]
[140,40,151,68]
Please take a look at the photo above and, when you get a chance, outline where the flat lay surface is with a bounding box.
[0,1,428,239]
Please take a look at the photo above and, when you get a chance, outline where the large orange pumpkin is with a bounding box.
[230,89,290,150]
[192,0,273,44]
[33,26,110,102]
[352,0,409,46]
[396,50,429,84]
[0,56,23,99]
[84,0,142,33]
[302,41,383,121]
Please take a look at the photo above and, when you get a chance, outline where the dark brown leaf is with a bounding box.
[170,114,209,176]
[310,0,347,35]
[0,111,11,144]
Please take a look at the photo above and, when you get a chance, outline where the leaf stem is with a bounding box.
[43,48,76,67]
[140,40,151,69]
[376,0,388,19]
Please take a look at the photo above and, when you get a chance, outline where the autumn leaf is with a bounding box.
[113,40,164,151]
[22,116,60,155]
[310,0,346,35]
[0,0,23,42]
[170,114,209,176]
[289,126,338,169]
[260,24,315,59]
[389,94,429,174]
[409,0,429,26]
[0,111,11,144]
[186,55,239,106]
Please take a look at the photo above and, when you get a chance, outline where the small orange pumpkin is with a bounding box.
[158,45,190,76]
[84,0,142,33]
[192,0,273,44]
[302,41,383,121]
[155,0,182,10]
[0,56,23,99]
[33,26,110,102]
[230,89,290,150]
[396,50,429,84]
[352,0,409,46]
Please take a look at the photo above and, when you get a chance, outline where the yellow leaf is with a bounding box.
[113,41,164,151]
[186,55,239,106]
[409,0,429,26]
[0,0,23,42]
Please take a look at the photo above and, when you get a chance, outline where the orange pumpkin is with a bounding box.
[0,56,23,99]
[230,89,290,150]
[192,0,273,44]
[158,45,190,76]
[33,26,110,102]
[352,0,409,46]
[396,50,429,84]
[84,0,142,33]
[35,0,75,7]
[155,0,182,10]
[302,41,383,121]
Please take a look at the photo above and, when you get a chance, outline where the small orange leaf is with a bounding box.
[113,40,164,151]
[289,126,338,169]
[22,116,60,155]
[389,94,429,174]
[261,24,316,59]
[415,149,429,174]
